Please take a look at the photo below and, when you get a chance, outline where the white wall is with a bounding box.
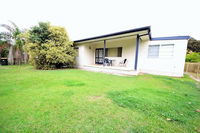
[138,40,188,77]
[76,38,188,77]
[76,43,94,66]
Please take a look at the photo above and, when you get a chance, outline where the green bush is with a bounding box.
[24,22,76,69]
[1,48,9,57]
[186,52,200,62]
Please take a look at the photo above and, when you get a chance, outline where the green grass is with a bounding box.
[0,65,200,133]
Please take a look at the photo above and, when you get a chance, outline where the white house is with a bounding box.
[74,26,190,77]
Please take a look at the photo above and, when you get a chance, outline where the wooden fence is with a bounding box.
[184,62,200,80]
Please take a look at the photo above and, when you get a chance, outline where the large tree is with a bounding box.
[24,22,76,69]
[185,37,200,62]
[187,38,200,52]
[0,21,25,64]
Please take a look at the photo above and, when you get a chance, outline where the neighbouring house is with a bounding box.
[74,26,190,77]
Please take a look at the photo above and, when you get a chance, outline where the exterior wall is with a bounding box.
[138,40,188,77]
[76,37,188,77]
[76,37,136,70]
[76,43,94,66]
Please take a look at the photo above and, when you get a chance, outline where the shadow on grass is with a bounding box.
[107,87,199,124]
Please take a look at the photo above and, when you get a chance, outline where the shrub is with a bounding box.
[1,48,9,57]
[24,22,76,69]
[186,52,200,62]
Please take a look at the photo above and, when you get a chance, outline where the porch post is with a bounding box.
[103,40,106,66]
[134,35,140,70]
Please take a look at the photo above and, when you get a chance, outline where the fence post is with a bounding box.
[186,63,189,73]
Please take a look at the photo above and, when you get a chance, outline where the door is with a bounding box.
[95,48,104,64]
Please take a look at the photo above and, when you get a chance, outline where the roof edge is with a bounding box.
[151,36,191,41]
[74,26,151,43]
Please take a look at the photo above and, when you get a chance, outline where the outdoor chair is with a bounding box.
[119,59,127,67]
[104,58,111,66]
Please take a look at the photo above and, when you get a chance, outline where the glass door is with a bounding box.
[95,48,104,64]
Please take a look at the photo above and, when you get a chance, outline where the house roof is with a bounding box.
[151,36,191,41]
[74,26,190,43]
[74,26,151,43]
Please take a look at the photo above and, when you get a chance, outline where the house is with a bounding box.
[74,26,190,77]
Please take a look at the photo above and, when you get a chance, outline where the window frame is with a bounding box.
[148,44,160,58]
[147,44,175,58]
[160,44,174,58]
[105,47,123,57]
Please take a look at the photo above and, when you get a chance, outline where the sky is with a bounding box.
[0,0,200,40]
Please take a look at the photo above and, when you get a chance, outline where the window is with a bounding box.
[148,45,160,58]
[160,44,174,58]
[118,47,122,57]
[105,47,122,57]
[148,44,174,58]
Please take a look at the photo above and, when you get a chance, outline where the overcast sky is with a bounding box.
[1,0,200,40]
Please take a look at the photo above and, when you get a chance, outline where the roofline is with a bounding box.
[151,36,191,41]
[74,26,151,43]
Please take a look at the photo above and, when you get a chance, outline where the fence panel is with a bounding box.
[184,62,200,80]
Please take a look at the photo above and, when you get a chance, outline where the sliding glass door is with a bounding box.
[95,48,104,64]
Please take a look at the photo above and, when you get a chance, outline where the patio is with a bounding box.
[79,64,138,75]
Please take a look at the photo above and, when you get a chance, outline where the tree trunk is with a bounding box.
[15,49,19,65]
[24,52,28,64]
[18,49,22,65]
[8,45,14,65]
[15,48,24,65]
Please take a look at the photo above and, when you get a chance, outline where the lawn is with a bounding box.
[0,65,200,133]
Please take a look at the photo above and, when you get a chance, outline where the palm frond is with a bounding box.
[0,24,14,32]
[0,32,13,44]
[0,32,12,39]
[0,21,23,47]
[8,20,19,29]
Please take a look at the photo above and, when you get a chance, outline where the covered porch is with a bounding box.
[75,26,151,75]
